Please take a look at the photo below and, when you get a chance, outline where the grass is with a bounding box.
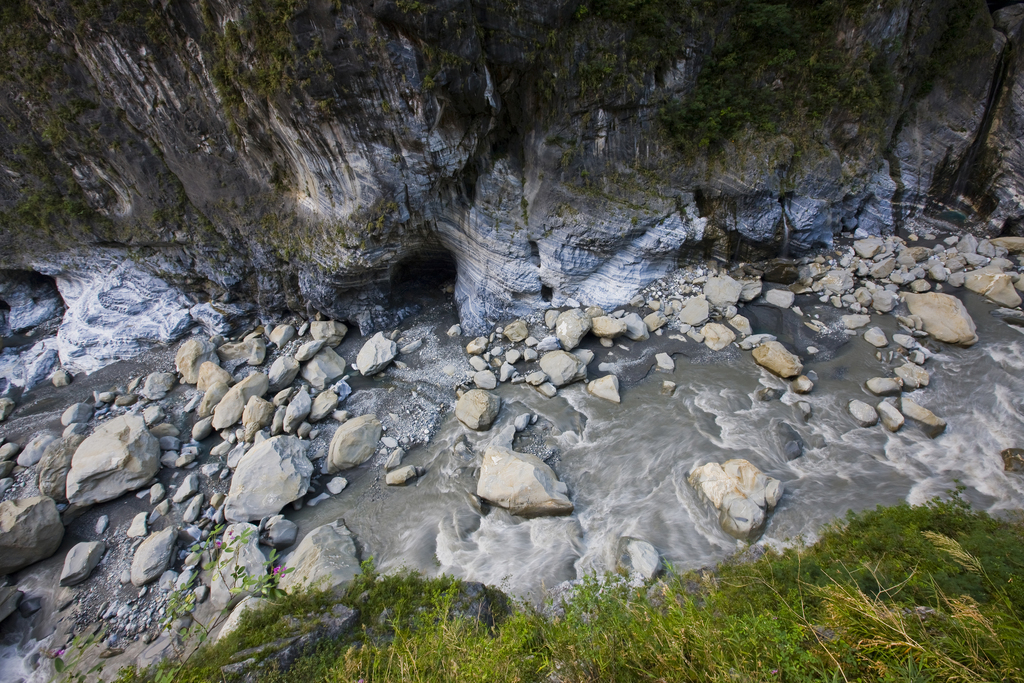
[112,490,1024,683]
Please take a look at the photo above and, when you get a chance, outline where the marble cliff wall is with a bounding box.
[2,0,1024,373]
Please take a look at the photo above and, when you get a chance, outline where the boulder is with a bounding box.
[688,459,783,541]
[269,324,296,347]
[474,371,497,390]
[279,521,360,594]
[326,415,382,473]
[848,400,878,427]
[211,523,264,608]
[224,436,313,522]
[212,373,269,431]
[130,527,176,586]
[309,390,338,423]
[704,275,743,307]
[477,436,573,517]
[302,348,347,389]
[385,465,422,485]
[643,311,667,332]
[66,415,160,506]
[965,271,1022,308]
[587,375,620,403]
[241,396,275,442]
[59,541,105,587]
[141,372,177,401]
[752,341,803,378]
[503,320,529,343]
[764,289,795,308]
[260,515,298,549]
[17,433,59,467]
[990,236,1024,253]
[899,398,946,437]
[466,337,488,355]
[217,338,266,366]
[455,390,500,431]
[853,237,884,259]
[197,361,233,391]
[1001,448,1024,472]
[0,497,64,574]
[61,403,93,427]
[295,339,325,362]
[865,377,902,396]
[863,327,888,348]
[677,297,710,326]
[820,270,853,294]
[616,537,661,580]
[283,389,312,434]
[591,316,627,339]
[197,381,230,418]
[310,321,348,347]
[356,333,397,376]
[702,323,736,351]
[842,314,871,330]
[904,293,978,346]
[268,356,300,393]
[877,400,904,432]
[36,434,86,502]
[894,363,930,389]
[621,312,649,341]
[0,398,13,422]
[555,309,592,350]
[176,339,219,384]
[540,350,586,387]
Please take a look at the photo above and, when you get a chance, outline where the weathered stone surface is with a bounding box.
[540,350,586,387]
[302,348,346,389]
[59,541,105,586]
[141,372,177,401]
[877,400,904,432]
[66,415,160,506]
[294,339,325,362]
[283,389,312,434]
[899,398,946,437]
[456,390,501,431]
[764,288,795,309]
[0,497,64,574]
[17,433,59,467]
[688,459,783,541]
[242,396,275,442]
[503,320,529,342]
[356,333,397,376]
[217,338,266,366]
[894,363,930,389]
[198,381,230,418]
[279,521,360,594]
[853,237,884,259]
[752,341,802,378]
[309,390,338,423]
[702,323,736,351]
[477,436,573,517]
[225,436,313,522]
[587,375,620,403]
[327,415,382,473]
[269,324,296,347]
[131,527,176,586]
[474,370,497,389]
[842,314,871,330]
[37,434,86,502]
[176,339,219,384]
[965,271,1022,307]
[591,315,627,338]
[555,309,592,351]
[216,596,268,643]
[385,465,422,485]
[211,523,264,607]
[621,312,649,341]
[863,327,888,347]
[212,373,269,431]
[990,237,1024,253]
[61,403,93,427]
[849,400,878,427]
[866,377,902,396]
[904,293,978,346]
[197,361,233,391]
[704,275,743,307]
[643,311,668,332]
[616,537,661,580]
[268,356,300,393]
[310,321,348,347]
[677,297,710,326]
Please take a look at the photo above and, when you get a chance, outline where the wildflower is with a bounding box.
[771,670,778,675]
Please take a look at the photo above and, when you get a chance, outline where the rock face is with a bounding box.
[688,459,783,541]
[477,431,573,517]
[279,521,360,594]
[904,293,978,346]
[176,339,219,384]
[752,342,803,378]
[131,527,176,586]
[225,436,313,522]
[356,333,397,376]
[66,415,160,506]
[455,390,501,431]
[326,415,382,473]
[0,497,64,574]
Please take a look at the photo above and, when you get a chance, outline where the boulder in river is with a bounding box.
[225,436,313,522]
[587,375,620,403]
[688,459,783,541]
[59,541,105,587]
[477,429,573,517]
[899,398,946,437]
[540,350,587,387]
[865,377,902,397]
[555,309,592,350]
[904,292,977,346]
[66,414,160,506]
[176,339,219,384]
[848,400,878,427]
[279,521,360,595]
[326,415,382,473]
[0,497,64,574]
[752,341,802,378]
[456,390,501,431]
[965,270,1022,308]
[616,537,661,580]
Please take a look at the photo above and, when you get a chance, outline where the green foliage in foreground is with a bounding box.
[117,493,1024,682]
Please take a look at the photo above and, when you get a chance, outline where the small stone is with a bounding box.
[848,400,878,427]
[865,377,902,397]
[660,381,676,396]
[791,376,813,394]
[863,327,888,348]
[655,353,674,373]
[126,512,148,538]
[877,400,904,432]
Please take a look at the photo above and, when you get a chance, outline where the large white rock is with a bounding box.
[620,312,650,341]
[752,341,803,378]
[477,430,573,517]
[302,348,347,389]
[455,390,501,431]
[904,293,978,346]
[130,527,176,586]
[212,373,269,431]
[704,275,743,307]
[327,415,382,473]
[899,398,946,437]
[616,537,662,580]
[175,339,219,384]
[554,309,592,350]
[279,521,360,594]
[848,400,878,427]
[66,415,160,506]
[587,375,620,403]
[965,270,1022,307]
[224,436,313,522]
[539,350,586,387]
[688,459,783,541]
[211,523,264,607]
[0,497,64,574]
[356,333,397,376]
[591,315,627,338]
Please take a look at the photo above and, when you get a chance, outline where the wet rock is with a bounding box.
[0,497,64,574]
[904,293,978,346]
[302,348,347,389]
[61,403,93,427]
[130,527,176,586]
[763,260,799,284]
[59,541,105,586]
[212,373,270,431]
[225,436,313,522]
[591,316,627,339]
[863,327,888,347]
[688,459,783,541]
[894,363,929,389]
[677,297,710,326]
[326,415,382,473]
[284,389,312,434]
[752,341,802,378]
[217,338,266,366]
[310,321,348,347]
[791,375,813,394]
[197,362,233,391]
[212,523,264,607]
[555,309,592,351]
[587,375,620,403]
[268,356,300,393]
[540,350,586,387]
[1001,448,1024,472]
[176,339,219,384]
[503,320,528,342]
[866,377,902,397]
[965,271,1022,308]
[356,333,397,376]
[616,537,662,580]
[66,414,160,506]
[740,280,763,302]
[655,353,675,373]
[456,390,501,431]
[899,398,946,437]
[17,433,59,467]
[849,400,878,427]
[776,423,805,460]
[477,433,573,517]
[877,400,904,432]
[702,323,736,351]
[37,434,86,503]
[386,465,422,486]
[141,372,177,401]
[279,521,360,594]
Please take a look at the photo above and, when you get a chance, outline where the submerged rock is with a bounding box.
[688,459,783,541]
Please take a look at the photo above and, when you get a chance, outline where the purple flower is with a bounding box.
[771,670,778,675]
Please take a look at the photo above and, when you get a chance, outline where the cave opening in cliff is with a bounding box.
[389,248,458,305]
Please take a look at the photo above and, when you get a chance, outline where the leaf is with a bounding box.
[54,658,65,673]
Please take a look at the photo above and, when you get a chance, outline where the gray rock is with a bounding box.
[37,434,86,503]
[865,377,902,396]
[899,398,946,437]
[59,541,105,586]
[175,339,219,384]
[704,275,743,307]
[616,537,661,580]
[17,432,59,467]
[587,375,620,403]
[688,459,783,541]
[0,497,64,574]
[477,433,572,517]
[279,521,360,594]
[677,297,710,326]
[621,312,650,341]
[309,390,338,423]
[904,293,978,346]
[764,288,795,309]
[217,338,266,366]
[356,332,397,376]
[260,515,298,549]
[0,399,13,422]
[877,400,904,432]
[66,414,160,506]
[326,415,382,473]
[269,324,296,347]
[268,356,300,393]
[127,512,148,538]
[141,372,177,401]
[539,350,585,387]
[284,389,312,434]
[894,363,930,389]
[474,370,497,390]
[131,527,176,586]
[172,474,199,503]
[863,327,888,347]
[752,341,802,378]
[294,339,325,362]
[503,320,529,342]
[871,290,897,312]
[849,400,878,427]
[192,416,214,441]
[456,390,501,431]
[61,403,93,427]
[224,436,313,522]
[385,465,422,486]
[554,309,592,351]
[310,321,348,347]
[197,362,234,391]
[51,369,72,387]
[302,348,347,390]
